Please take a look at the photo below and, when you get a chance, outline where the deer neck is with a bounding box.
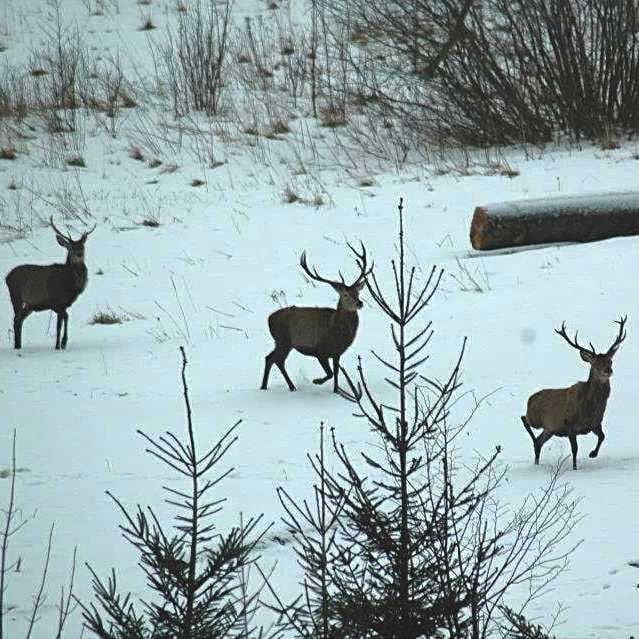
[334,300,359,332]
[583,369,611,405]
[65,258,88,294]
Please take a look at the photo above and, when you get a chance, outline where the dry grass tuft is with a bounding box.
[129,145,144,161]
[66,155,86,167]
[0,147,17,160]
[139,15,156,30]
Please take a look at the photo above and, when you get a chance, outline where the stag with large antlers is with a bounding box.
[5,217,96,349]
[261,242,373,394]
[521,316,627,469]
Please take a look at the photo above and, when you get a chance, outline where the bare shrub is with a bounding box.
[282,184,300,203]
[33,2,84,111]
[319,104,347,128]
[1,432,77,637]
[80,53,138,136]
[0,63,31,121]
[152,0,233,116]
[432,0,639,144]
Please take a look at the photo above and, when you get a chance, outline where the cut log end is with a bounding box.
[469,206,488,250]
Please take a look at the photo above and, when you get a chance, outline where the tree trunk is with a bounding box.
[470,191,639,250]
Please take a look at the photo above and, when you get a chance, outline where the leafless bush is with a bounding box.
[321,0,473,147]
[430,0,639,144]
[80,53,138,136]
[34,3,84,111]
[0,63,30,121]
[152,0,233,117]
[1,431,77,638]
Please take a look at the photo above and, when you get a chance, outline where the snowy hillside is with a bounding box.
[1,1,639,637]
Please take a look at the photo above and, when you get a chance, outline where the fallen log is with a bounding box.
[470,191,639,251]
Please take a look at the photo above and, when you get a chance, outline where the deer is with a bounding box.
[260,242,373,395]
[5,216,95,350]
[521,316,627,470]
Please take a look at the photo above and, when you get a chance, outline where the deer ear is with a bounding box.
[580,350,595,363]
[330,282,345,293]
[356,279,366,291]
[55,234,69,247]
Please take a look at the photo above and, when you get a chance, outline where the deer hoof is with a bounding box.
[589,450,598,458]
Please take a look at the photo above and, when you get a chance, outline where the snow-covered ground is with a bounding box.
[1,1,639,637]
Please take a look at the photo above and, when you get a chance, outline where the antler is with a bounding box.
[50,216,71,241]
[300,241,374,288]
[300,251,344,287]
[554,321,596,355]
[50,216,96,242]
[606,315,627,356]
[346,240,374,286]
[81,223,97,241]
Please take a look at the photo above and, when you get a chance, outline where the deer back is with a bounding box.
[270,306,359,356]
[6,262,88,312]
[526,383,583,434]
[527,378,611,435]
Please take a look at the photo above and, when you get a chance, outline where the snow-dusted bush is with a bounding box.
[151,0,233,117]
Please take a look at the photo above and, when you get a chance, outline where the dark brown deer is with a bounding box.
[5,217,95,350]
[521,316,627,469]
[261,242,372,394]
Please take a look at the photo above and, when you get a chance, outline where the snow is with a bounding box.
[482,189,639,218]
[0,1,639,637]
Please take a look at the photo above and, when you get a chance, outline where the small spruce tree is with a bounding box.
[81,347,268,639]
[265,199,579,639]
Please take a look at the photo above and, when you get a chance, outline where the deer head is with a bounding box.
[555,316,627,382]
[300,241,373,312]
[50,216,96,265]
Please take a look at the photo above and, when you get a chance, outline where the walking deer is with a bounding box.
[260,242,372,394]
[5,217,95,350]
[521,316,627,469]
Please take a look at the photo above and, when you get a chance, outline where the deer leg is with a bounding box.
[568,434,579,470]
[521,416,537,443]
[332,356,341,393]
[522,416,554,465]
[589,425,605,458]
[522,416,545,463]
[313,357,333,385]
[13,312,25,349]
[534,431,553,465]
[261,352,275,389]
[61,311,69,349]
[275,354,296,391]
[261,345,295,391]
[55,312,64,350]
